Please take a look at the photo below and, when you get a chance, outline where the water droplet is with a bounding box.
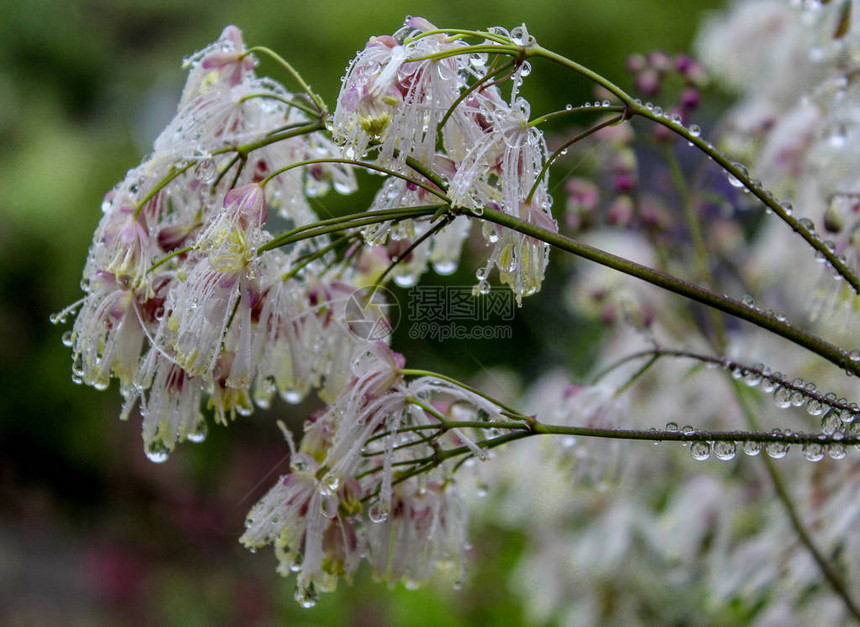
[286,552,303,573]
[726,163,749,188]
[470,52,487,67]
[320,492,338,518]
[145,439,170,463]
[828,442,846,459]
[195,158,217,183]
[773,386,792,409]
[565,104,573,111]
[849,349,860,362]
[743,367,763,387]
[294,581,319,608]
[798,217,816,235]
[743,440,761,456]
[602,100,611,107]
[518,61,532,77]
[281,388,303,404]
[690,441,711,461]
[802,442,825,462]
[828,123,848,147]
[806,399,824,416]
[510,25,527,46]
[689,124,701,137]
[369,499,390,523]
[821,409,842,435]
[290,452,311,473]
[765,437,788,459]
[323,473,341,492]
[61,330,74,347]
[665,421,679,432]
[187,418,208,442]
[714,440,737,461]
[560,435,576,448]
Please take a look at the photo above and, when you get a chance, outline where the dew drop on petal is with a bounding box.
[145,440,170,463]
[369,499,390,523]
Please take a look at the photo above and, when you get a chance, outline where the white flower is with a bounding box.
[68,271,146,391]
[448,96,548,216]
[476,198,556,304]
[333,17,478,169]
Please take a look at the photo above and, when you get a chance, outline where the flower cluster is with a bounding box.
[55,12,860,620]
[58,26,363,460]
[333,19,557,301]
[240,342,505,604]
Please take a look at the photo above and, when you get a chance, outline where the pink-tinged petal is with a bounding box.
[224,183,267,227]
[404,17,436,33]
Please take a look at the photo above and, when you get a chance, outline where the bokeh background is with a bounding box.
[1,1,725,624]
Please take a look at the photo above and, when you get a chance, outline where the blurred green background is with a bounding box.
[1,0,723,624]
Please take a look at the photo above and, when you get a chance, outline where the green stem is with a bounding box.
[474,205,860,376]
[400,368,528,420]
[529,45,632,104]
[134,161,195,219]
[147,246,194,274]
[258,205,444,254]
[373,214,452,288]
[530,44,860,293]
[526,113,623,203]
[592,347,859,417]
[663,143,727,349]
[635,107,860,295]
[238,92,319,118]
[530,105,627,128]
[228,121,325,157]
[260,158,449,202]
[407,28,512,46]
[243,46,327,113]
[734,382,860,623]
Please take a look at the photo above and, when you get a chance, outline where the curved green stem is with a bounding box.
[238,92,319,118]
[530,104,627,128]
[734,382,860,623]
[635,107,860,295]
[257,205,444,253]
[134,161,195,219]
[526,113,624,203]
[592,346,860,418]
[474,205,860,376]
[260,158,449,202]
[243,46,327,113]
[530,45,860,293]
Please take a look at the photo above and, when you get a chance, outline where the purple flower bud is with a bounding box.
[680,88,701,110]
[607,195,634,226]
[646,51,672,73]
[635,69,661,96]
[613,172,637,194]
[627,54,646,73]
